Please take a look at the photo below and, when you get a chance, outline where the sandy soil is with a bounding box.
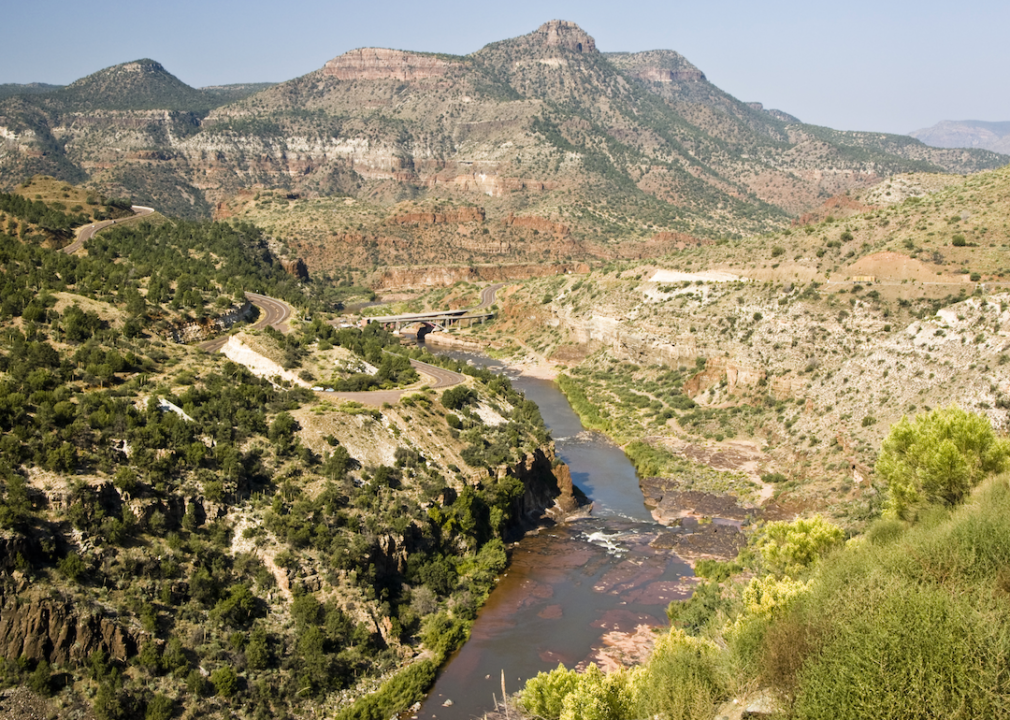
[515,360,561,380]
[219,336,311,388]
[650,269,741,283]
[843,251,964,283]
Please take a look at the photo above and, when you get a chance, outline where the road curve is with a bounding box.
[63,205,155,254]
[197,291,294,352]
[477,283,503,309]
[322,284,497,405]
[325,357,467,406]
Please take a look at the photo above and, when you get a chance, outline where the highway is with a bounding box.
[478,283,503,308]
[322,284,500,404]
[62,205,155,254]
[197,291,293,352]
[364,282,504,325]
[324,357,467,406]
[82,206,469,404]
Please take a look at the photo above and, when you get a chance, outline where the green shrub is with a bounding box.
[520,664,634,720]
[27,659,53,696]
[58,552,87,581]
[752,515,844,577]
[756,476,1010,716]
[144,694,173,720]
[791,566,1007,720]
[440,385,475,410]
[520,664,580,720]
[335,660,437,720]
[877,406,1010,518]
[210,665,238,697]
[637,630,729,720]
[667,580,728,635]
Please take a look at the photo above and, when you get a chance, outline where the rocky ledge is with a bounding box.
[322,48,461,82]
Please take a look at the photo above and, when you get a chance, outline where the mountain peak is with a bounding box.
[53,59,209,111]
[532,20,597,54]
[66,58,170,87]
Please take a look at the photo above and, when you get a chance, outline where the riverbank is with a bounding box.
[423,332,561,380]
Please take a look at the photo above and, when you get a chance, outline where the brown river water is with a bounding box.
[412,351,696,720]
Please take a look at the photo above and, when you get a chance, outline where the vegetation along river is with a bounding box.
[415,350,695,719]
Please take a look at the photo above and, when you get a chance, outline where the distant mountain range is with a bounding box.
[910,120,1010,154]
[0,21,1006,246]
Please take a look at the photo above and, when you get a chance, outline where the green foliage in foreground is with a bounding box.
[522,409,1010,719]
[769,477,1010,718]
[877,404,1010,519]
[752,515,845,577]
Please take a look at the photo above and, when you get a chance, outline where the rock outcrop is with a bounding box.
[387,207,485,226]
[503,447,583,527]
[374,262,583,290]
[535,20,598,54]
[629,67,706,83]
[321,48,460,81]
[281,257,309,280]
[684,357,766,398]
[504,214,570,237]
[156,300,253,343]
[0,590,139,665]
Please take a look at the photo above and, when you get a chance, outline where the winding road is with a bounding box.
[323,358,468,407]
[478,283,503,308]
[70,203,478,405]
[62,205,155,254]
[196,291,294,352]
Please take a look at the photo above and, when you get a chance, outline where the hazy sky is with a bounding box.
[4,0,1008,134]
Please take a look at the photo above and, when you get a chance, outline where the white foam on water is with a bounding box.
[584,530,629,555]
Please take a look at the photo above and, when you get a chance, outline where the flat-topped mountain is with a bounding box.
[910,119,1010,154]
[0,21,1005,253]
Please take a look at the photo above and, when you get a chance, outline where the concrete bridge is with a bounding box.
[368,310,494,334]
[363,283,501,335]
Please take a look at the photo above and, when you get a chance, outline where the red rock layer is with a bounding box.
[322,48,458,81]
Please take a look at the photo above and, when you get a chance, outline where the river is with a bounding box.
[414,351,694,719]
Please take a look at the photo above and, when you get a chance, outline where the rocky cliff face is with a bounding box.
[155,300,253,343]
[321,48,462,81]
[502,448,582,527]
[373,262,584,289]
[627,66,706,83]
[282,257,309,280]
[388,207,485,226]
[0,588,139,665]
[504,213,569,237]
[536,20,598,54]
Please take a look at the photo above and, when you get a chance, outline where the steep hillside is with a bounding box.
[1,21,1004,243]
[0,195,575,719]
[418,164,1010,531]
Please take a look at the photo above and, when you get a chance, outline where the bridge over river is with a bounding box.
[363,283,501,338]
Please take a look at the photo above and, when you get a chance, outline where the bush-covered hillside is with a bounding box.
[0,198,566,720]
